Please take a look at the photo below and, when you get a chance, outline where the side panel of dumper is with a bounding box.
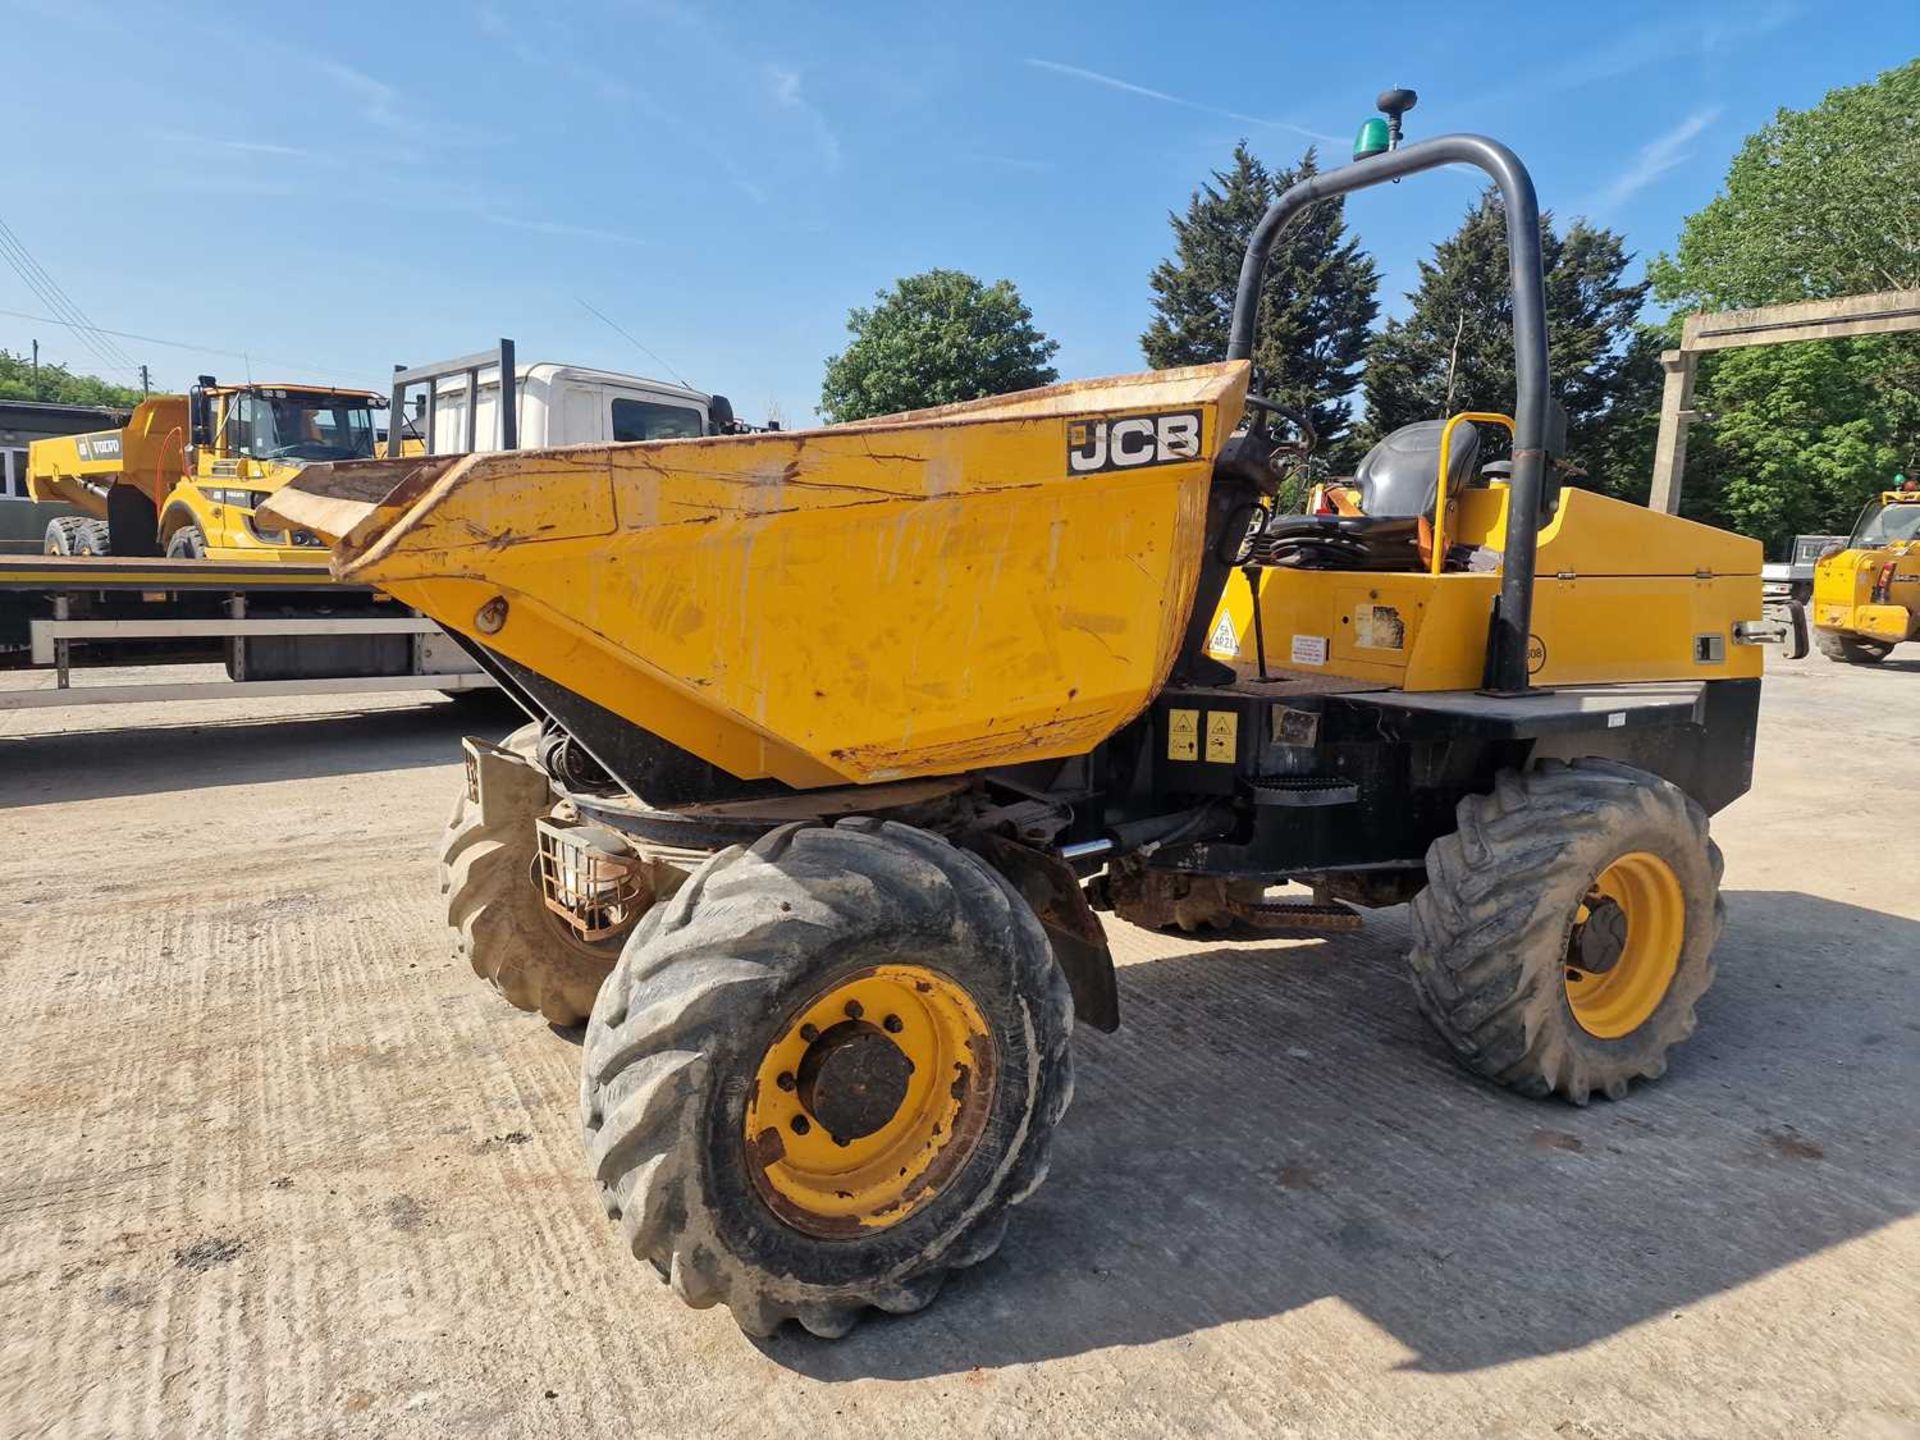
[264,364,1251,789]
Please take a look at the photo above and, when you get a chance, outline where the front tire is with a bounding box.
[1408,760,1723,1105]
[1815,631,1892,664]
[165,525,207,560]
[439,722,621,1025]
[580,819,1073,1338]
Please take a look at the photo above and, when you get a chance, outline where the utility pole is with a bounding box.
[31,338,39,398]
[140,363,150,398]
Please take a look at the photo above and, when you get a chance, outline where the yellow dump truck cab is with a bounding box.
[1810,484,1920,663]
[28,380,386,559]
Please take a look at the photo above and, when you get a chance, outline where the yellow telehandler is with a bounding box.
[1809,478,1920,663]
[264,91,1769,1339]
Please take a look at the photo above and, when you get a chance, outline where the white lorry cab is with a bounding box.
[390,341,763,458]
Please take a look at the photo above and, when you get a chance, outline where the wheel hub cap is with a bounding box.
[745,965,997,1237]
[795,1022,915,1142]
[1564,851,1685,1039]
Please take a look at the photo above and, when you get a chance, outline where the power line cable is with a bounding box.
[0,233,133,376]
[575,297,694,389]
[0,218,139,370]
[0,217,139,373]
[0,305,373,386]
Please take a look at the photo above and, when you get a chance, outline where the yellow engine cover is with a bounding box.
[1206,484,1766,688]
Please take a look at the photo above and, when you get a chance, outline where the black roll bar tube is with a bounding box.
[1227,134,1551,695]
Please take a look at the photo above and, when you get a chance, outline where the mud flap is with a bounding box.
[965,831,1119,1032]
[464,734,551,826]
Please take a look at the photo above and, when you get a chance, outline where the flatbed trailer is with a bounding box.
[0,554,491,710]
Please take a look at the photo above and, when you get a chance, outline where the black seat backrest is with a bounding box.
[1353,419,1481,519]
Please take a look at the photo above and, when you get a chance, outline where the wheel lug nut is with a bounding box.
[777,1072,796,1092]
[790,1115,810,1136]
[883,1014,903,1033]
[844,1000,864,1020]
[799,1023,819,1043]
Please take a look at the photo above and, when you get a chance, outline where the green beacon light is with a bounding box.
[1356,87,1419,162]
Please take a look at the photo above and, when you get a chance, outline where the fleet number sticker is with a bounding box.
[1291,634,1329,666]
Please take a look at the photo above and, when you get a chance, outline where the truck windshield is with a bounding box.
[1850,499,1920,547]
[227,392,377,461]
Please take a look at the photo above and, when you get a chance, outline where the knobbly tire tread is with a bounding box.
[438,722,614,1026]
[1408,758,1724,1105]
[1814,630,1891,664]
[579,819,1074,1339]
[44,516,86,555]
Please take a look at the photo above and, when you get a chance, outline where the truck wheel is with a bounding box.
[440,722,619,1025]
[165,526,207,560]
[43,517,86,555]
[580,819,1074,1338]
[1407,759,1723,1105]
[1814,631,1892,664]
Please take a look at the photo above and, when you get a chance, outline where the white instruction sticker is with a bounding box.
[1291,634,1329,666]
[1607,712,1626,728]
[1208,612,1239,656]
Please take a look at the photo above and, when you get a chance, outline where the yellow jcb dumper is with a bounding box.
[28,378,387,559]
[1809,479,1920,663]
[264,91,1769,1340]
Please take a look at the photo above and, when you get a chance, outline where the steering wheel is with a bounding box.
[1243,394,1317,468]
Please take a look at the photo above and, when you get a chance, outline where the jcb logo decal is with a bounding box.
[1067,410,1201,475]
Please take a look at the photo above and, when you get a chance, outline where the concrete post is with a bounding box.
[1648,348,1697,515]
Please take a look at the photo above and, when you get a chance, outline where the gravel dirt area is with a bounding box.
[1,655,1915,1439]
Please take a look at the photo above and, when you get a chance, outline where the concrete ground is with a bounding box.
[0,654,1914,1439]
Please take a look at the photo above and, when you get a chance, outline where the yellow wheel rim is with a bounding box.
[1563,851,1685,1039]
[745,965,996,1237]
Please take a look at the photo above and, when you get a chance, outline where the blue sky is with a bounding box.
[4,0,1914,423]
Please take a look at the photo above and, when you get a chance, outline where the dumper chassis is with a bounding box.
[281,93,1768,1339]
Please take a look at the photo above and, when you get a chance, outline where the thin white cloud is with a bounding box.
[479,213,650,247]
[1024,58,1341,144]
[306,55,492,148]
[1587,108,1722,214]
[155,133,322,161]
[1504,2,1798,101]
[765,63,843,172]
[468,7,768,202]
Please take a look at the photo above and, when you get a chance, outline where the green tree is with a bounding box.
[1649,59,1919,309]
[0,348,143,407]
[1141,144,1379,456]
[1363,194,1660,495]
[820,270,1058,422]
[1649,59,1920,548]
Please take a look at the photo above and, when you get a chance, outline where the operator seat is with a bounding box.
[1256,418,1481,571]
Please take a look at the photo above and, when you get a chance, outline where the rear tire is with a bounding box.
[580,820,1074,1338]
[43,517,86,555]
[76,520,111,555]
[165,525,207,560]
[1814,631,1892,664]
[439,722,620,1025]
[1408,759,1723,1105]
